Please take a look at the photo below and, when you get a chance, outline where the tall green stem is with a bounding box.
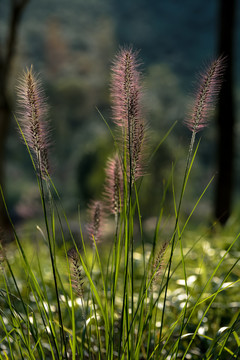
[158,130,196,350]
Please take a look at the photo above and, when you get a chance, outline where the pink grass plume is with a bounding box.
[67,248,84,298]
[111,47,146,182]
[87,200,104,244]
[185,56,226,133]
[104,154,123,216]
[111,47,142,128]
[16,66,50,178]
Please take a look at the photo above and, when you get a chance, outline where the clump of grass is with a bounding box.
[1,49,239,360]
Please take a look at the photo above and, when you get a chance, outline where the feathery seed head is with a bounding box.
[185,56,226,133]
[87,201,104,244]
[153,241,168,283]
[111,47,141,128]
[67,248,84,298]
[111,47,146,182]
[17,66,50,178]
[104,154,123,215]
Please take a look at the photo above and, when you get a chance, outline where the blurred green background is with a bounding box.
[1,0,240,226]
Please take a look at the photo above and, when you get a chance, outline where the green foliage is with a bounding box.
[77,137,113,205]
[1,211,240,359]
[0,52,239,360]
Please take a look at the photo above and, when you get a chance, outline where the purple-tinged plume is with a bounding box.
[153,241,168,278]
[111,47,146,182]
[17,66,50,178]
[67,248,84,298]
[87,201,104,244]
[185,56,226,133]
[151,241,168,290]
[104,154,123,215]
[111,47,141,128]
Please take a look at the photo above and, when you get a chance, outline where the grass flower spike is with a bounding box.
[153,241,168,281]
[111,47,145,182]
[17,66,50,178]
[87,201,104,244]
[104,154,123,216]
[185,56,226,133]
[68,248,84,298]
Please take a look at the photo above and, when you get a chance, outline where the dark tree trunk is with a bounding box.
[0,0,29,238]
[215,0,236,224]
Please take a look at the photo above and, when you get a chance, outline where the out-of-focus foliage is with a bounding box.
[1,0,240,221]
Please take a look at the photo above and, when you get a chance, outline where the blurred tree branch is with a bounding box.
[0,0,29,236]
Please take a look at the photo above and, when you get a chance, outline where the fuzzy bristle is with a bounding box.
[17,66,50,178]
[153,241,168,283]
[111,48,141,127]
[87,201,104,244]
[67,248,84,298]
[111,47,146,182]
[104,154,123,215]
[185,56,226,133]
